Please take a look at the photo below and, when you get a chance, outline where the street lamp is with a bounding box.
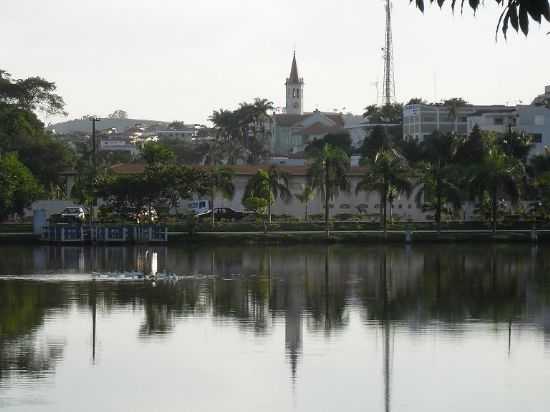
[89,117,101,224]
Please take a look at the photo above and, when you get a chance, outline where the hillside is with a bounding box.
[47,118,170,134]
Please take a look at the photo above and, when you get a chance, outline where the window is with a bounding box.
[292,89,296,98]
[408,204,412,209]
[375,204,379,209]
[531,133,543,143]
[398,204,403,209]
[296,89,300,98]
[494,117,504,125]
[535,115,545,126]
[340,204,351,210]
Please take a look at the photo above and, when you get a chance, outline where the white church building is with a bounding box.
[271,53,347,156]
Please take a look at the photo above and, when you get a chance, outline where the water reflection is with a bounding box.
[0,244,549,410]
[0,280,67,385]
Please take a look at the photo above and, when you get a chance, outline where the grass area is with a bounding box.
[168,230,548,244]
[167,219,548,233]
[0,224,33,233]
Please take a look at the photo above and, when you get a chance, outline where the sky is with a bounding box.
[1,0,549,125]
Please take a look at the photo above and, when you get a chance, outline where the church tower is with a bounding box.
[285,52,304,115]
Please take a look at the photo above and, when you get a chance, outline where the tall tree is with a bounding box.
[455,125,487,165]
[356,150,412,233]
[243,166,291,223]
[468,146,525,233]
[307,144,351,227]
[0,153,43,221]
[360,125,393,161]
[443,98,468,134]
[209,98,274,164]
[141,142,175,165]
[496,130,533,164]
[203,166,235,225]
[108,110,128,119]
[0,71,73,192]
[415,132,462,232]
[363,103,403,124]
[305,132,352,157]
[295,185,315,221]
[0,70,66,115]
[406,97,427,105]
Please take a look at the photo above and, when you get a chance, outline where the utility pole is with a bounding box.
[382,0,395,106]
[89,117,101,223]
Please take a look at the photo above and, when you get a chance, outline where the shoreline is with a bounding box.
[0,229,546,245]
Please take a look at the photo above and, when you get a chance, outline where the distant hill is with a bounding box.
[47,118,170,135]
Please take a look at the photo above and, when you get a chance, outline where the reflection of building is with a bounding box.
[285,272,304,381]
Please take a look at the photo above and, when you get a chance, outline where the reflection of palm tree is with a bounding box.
[91,280,97,363]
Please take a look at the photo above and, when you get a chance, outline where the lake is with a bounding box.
[0,244,549,411]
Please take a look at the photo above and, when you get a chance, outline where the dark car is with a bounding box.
[200,207,254,222]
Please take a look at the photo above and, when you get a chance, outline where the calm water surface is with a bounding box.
[0,244,549,412]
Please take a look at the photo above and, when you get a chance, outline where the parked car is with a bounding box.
[200,207,254,222]
[188,200,210,216]
[61,207,87,221]
[50,206,87,223]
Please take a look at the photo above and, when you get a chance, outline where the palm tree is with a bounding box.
[209,109,240,142]
[443,98,467,134]
[204,166,235,225]
[468,146,525,233]
[295,185,315,221]
[415,132,462,233]
[307,144,351,228]
[356,149,412,234]
[243,166,291,223]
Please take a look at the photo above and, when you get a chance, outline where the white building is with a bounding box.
[403,103,511,140]
[111,163,429,222]
[465,85,550,155]
[99,138,139,156]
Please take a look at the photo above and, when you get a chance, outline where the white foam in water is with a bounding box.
[0,273,95,282]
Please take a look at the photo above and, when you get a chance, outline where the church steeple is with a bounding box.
[288,52,300,83]
[285,52,304,115]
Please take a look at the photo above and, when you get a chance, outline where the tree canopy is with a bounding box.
[412,0,550,37]
[304,132,352,157]
[0,153,43,220]
[0,69,74,200]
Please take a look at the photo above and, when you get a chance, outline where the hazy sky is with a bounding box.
[2,0,549,125]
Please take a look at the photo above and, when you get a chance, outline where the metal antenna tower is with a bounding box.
[382,0,395,106]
